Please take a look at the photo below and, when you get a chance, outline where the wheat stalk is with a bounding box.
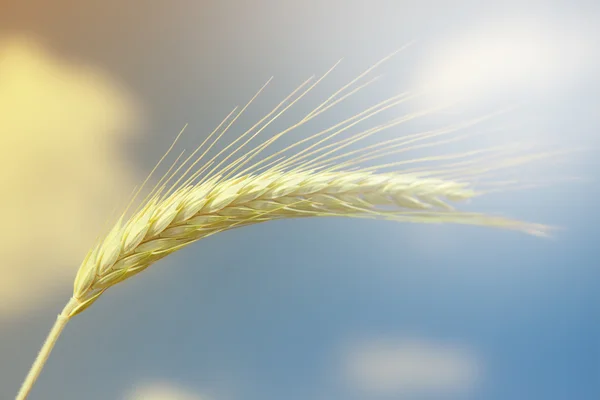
[16,48,558,399]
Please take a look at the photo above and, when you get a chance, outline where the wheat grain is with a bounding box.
[16,48,558,399]
[71,169,548,315]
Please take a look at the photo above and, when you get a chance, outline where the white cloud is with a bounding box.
[411,15,595,109]
[340,336,480,397]
[124,382,209,400]
[0,35,142,318]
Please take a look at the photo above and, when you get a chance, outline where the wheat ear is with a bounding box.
[16,49,556,400]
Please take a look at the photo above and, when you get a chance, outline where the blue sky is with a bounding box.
[0,1,598,399]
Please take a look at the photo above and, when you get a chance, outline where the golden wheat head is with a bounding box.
[16,47,562,400]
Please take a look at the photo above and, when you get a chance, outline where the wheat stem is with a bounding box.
[16,298,78,400]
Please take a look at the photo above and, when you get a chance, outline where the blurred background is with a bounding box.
[0,1,598,399]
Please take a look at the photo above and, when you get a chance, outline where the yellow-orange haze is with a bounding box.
[0,36,142,318]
